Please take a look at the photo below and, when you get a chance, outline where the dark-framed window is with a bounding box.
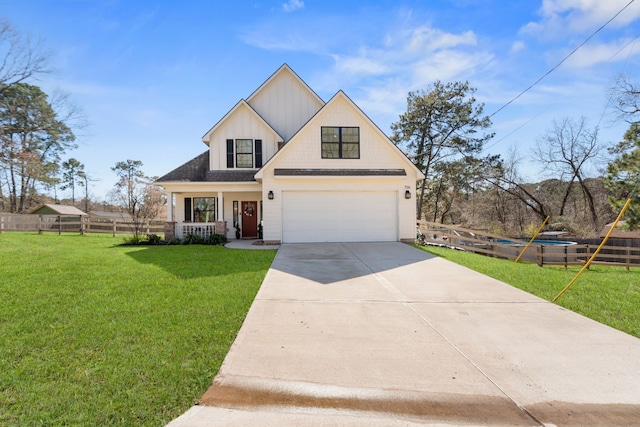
[255,139,263,168]
[227,139,263,168]
[321,126,359,159]
[236,139,253,168]
[226,139,234,168]
[185,197,216,222]
[233,201,239,227]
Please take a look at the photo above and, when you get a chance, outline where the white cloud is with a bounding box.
[317,24,493,131]
[282,0,304,13]
[522,0,640,37]
[332,54,390,76]
[563,38,640,67]
[510,40,526,54]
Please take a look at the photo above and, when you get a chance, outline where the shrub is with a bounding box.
[147,234,164,245]
[205,233,227,245]
[181,233,204,245]
[122,234,146,245]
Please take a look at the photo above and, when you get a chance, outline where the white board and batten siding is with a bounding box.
[206,102,280,170]
[247,67,324,142]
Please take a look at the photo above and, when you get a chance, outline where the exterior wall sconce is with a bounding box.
[405,190,411,199]
[268,191,274,200]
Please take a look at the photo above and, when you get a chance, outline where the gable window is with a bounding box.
[321,127,359,159]
[226,139,263,168]
[236,139,253,168]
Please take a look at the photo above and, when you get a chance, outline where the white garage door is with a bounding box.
[282,191,397,243]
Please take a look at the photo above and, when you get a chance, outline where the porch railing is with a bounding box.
[176,222,227,239]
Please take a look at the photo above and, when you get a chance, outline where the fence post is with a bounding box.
[58,215,62,235]
[112,219,116,237]
[38,215,43,234]
[564,245,568,269]
[537,245,543,267]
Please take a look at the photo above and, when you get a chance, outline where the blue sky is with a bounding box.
[2,0,640,200]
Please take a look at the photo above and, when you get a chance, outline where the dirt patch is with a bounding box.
[200,381,537,426]
[527,400,640,426]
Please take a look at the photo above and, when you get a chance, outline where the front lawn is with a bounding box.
[0,233,276,426]
[415,244,640,339]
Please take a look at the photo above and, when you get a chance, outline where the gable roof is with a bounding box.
[30,204,87,215]
[246,63,324,107]
[201,99,282,145]
[155,151,257,183]
[255,90,424,180]
[599,221,640,239]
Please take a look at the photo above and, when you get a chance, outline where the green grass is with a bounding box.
[415,244,640,339]
[0,233,276,426]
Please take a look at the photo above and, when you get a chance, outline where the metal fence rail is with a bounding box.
[419,221,640,269]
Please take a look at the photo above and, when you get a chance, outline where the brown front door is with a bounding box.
[241,201,258,238]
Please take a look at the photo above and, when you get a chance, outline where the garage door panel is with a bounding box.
[282,191,397,243]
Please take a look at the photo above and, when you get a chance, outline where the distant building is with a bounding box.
[599,221,640,239]
[88,211,134,222]
[30,204,87,216]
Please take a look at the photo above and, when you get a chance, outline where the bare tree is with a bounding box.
[109,160,165,237]
[0,18,51,93]
[532,117,601,231]
[609,74,640,123]
[486,149,549,223]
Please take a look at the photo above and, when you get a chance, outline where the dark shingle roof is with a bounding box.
[156,151,257,183]
[274,168,406,176]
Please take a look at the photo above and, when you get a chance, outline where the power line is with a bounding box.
[597,30,640,128]
[489,0,637,118]
[483,107,550,152]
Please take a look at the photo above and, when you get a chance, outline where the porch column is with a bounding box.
[167,192,174,221]
[217,193,224,221]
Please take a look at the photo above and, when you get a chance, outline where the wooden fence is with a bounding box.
[0,214,165,236]
[419,221,640,269]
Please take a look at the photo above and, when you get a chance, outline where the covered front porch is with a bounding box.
[164,189,264,241]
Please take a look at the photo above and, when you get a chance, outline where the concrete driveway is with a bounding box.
[168,242,640,426]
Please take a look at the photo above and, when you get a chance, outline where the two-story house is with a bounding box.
[156,64,423,243]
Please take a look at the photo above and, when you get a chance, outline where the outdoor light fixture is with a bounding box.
[268,191,274,200]
[405,190,411,199]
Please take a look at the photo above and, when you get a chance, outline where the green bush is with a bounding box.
[122,234,146,245]
[179,233,226,245]
[147,234,164,245]
[205,233,227,245]
[181,233,204,245]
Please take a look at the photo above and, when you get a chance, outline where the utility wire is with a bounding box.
[597,30,640,128]
[489,0,637,118]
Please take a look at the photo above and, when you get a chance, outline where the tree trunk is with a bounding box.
[576,175,598,230]
[559,177,577,216]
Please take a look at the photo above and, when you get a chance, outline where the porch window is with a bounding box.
[193,197,216,222]
[233,201,239,227]
[321,127,359,159]
[236,139,253,168]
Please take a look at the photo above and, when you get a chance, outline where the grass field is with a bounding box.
[3,234,638,425]
[415,244,640,339]
[0,233,276,426]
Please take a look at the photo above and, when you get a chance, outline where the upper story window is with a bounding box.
[235,139,253,168]
[321,127,359,159]
[226,139,263,168]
